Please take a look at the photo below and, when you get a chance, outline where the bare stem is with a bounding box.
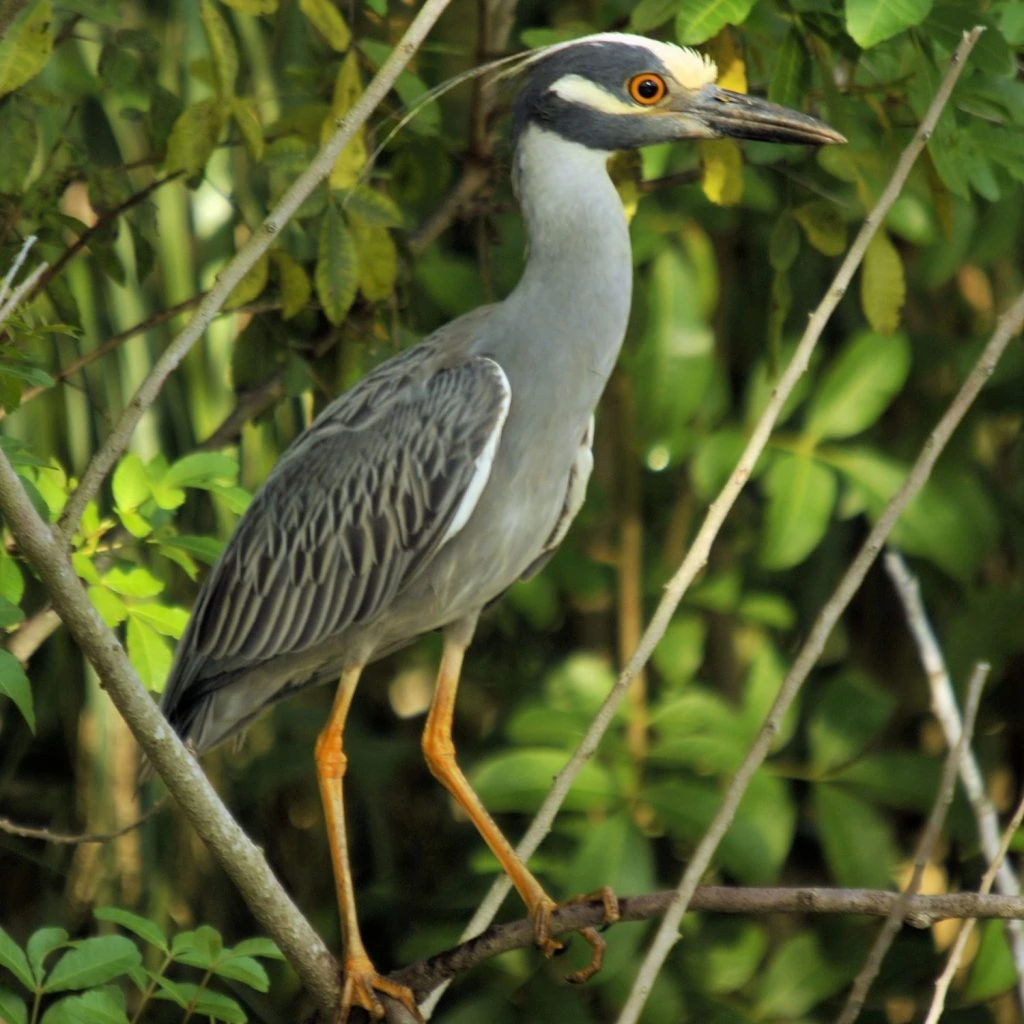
[885,550,1024,1008]
[835,662,988,1024]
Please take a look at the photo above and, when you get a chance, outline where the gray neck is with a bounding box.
[492,125,633,418]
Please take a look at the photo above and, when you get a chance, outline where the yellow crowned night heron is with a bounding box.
[159,32,844,1021]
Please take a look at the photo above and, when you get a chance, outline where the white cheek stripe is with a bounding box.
[548,74,639,114]
[441,359,512,545]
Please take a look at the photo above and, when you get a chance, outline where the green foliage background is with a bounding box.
[0,0,1022,1020]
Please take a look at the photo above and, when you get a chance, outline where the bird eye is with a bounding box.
[628,73,667,105]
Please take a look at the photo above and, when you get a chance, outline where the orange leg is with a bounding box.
[423,633,611,969]
[316,667,421,1022]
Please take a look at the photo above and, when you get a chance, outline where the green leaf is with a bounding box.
[792,200,847,256]
[87,586,128,627]
[27,928,68,982]
[676,0,756,44]
[833,752,942,812]
[158,534,224,566]
[755,932,852,1018]
[768,212,800,273]
[0,597,25,628]
[102,566,163,599]
[350,219,397,302]
[566,813,655,899]
[200,0,238,96]
[0,99,38,192]
[651,615,706,689]
[229,937,284,960]
[689,921,768,995]
[808,672,896,773]
[163,452,238,490]
[299,0,351,51]
[39,987,129,1024]
[166,99,226,179]
[629,0,681,32]
[128,604,189,639]
[316,203,359,325]
[471,749,615,814]
[94,908,168,953]
[861,231,906,334]
[805,331,911,442]
[171,925,222,967]
[0,0,54,99]
[964,921,1018,1001]
[845,0,933,47]
[155,983,246,1023]
[814,783,899,888]
[759,452,837,570]
[0,986,27,1024]
[225,253,269,309]
[271,251,312,320]
[43,937,141,993]
[768,30,808,111]
[219,0,278,12]
[210,954,269,991]
[0,650,34,732]
[0,925,34,990]
[112,453,150,513]
[0,547,24,605]
[343,186,404,227]
[126,617,173,690]
[230,97,264,161]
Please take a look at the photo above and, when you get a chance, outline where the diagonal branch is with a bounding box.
[428,26,989,1020]
[836,661,988,1024]
[885,550,1024,1008]
[56,0,456,542]
[617,278,1023,1022]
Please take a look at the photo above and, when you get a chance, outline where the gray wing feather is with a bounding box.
[160,350,509,737]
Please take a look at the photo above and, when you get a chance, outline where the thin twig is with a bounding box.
[384,887,1024,1004]
[925,788,1024,1024]
[438,29,989,1023]
[885,550,1024,1008]
[0,798,166,844]
[618,271,1021,1024]
[6,606,61,664]
[56,0,457,542]
[0,235,36,309]
[836,662,988,1024]
[0,261,48,328]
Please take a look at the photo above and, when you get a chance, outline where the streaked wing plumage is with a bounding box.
[160,347,510,744]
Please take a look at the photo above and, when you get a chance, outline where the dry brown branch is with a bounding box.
[836,662,988,1024]
[0,798,166,844]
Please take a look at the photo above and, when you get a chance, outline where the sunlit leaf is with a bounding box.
[39,987,129,1024]
[861,231,906,333]
[165,99,225,179]
[126,616,173,690]
[793,200,847,256]
[272,250,312,320]
[43,937,140,993]
[87,586,128,627]
[324,51,366,189]
[225,252,269,309]
[699,138,743,206]
[200,0,238,97]
[230,97,264,161]
[846,0,933,47]
[0,547,25,605]
[219,0,277,12]
[629,0,680,32]
[94,908,168,953]
[472,749,615,814]
[676,0,756,44]
[350,219,397,301]
[0,0,54,99]
[299,0,351,51]
[129,604,189,639]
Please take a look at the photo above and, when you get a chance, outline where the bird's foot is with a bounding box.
[529,887,621,984]
[337,955,422,1023]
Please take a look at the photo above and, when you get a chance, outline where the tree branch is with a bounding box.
[886,550,1024,1007]
[56,0,456,541]
[836,661,988,1024]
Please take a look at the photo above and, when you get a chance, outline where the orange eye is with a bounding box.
[628,73,667,105]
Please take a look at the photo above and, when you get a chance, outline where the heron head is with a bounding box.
[511,32,845,151]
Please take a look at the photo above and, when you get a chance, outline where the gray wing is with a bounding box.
[160,351,510,743]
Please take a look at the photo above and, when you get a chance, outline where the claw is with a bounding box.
[337,956,422,1023]
[529,896,564,959]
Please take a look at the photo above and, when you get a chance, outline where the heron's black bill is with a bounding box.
[689,86,845,146]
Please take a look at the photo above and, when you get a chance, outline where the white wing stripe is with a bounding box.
[440,359,511,546]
